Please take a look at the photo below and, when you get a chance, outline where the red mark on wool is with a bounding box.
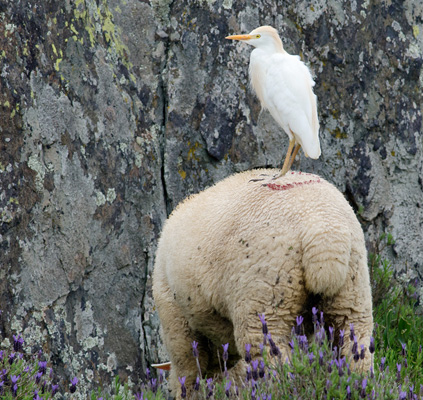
[265,177,321,191]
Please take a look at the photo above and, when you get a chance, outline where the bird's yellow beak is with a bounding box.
[225,34,253,41]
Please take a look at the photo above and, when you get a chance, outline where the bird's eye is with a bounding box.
[256,34,261,39]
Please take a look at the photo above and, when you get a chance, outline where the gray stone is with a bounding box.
[0,0,422,396]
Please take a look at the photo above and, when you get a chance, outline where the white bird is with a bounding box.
[226,26,320,177]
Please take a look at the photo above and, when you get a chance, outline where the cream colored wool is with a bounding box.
[153,169,373,398]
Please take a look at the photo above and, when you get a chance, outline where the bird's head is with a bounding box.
[225,25,284,53]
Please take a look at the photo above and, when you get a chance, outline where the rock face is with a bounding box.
[0,0,422,395]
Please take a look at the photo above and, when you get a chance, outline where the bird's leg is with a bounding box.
[287,143,301,171]
[274,139,295,178]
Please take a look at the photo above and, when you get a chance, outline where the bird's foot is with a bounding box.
[271,171,287,180]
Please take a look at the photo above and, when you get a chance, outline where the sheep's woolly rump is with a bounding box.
[153,169,373,399]
[264,170,321,191]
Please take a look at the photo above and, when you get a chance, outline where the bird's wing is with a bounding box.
[262,53,320,158]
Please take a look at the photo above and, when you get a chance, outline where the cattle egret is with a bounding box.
[226,26,320,177]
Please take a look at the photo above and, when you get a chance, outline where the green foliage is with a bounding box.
[370,233,423,389]
[0,343,58,399]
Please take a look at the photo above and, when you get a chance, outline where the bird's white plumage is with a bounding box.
[250,50,320,158]
[226,25,321,167]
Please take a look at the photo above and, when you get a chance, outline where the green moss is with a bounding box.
[71,0,134,80]
[187,141,202,162]
[329,127,348,139]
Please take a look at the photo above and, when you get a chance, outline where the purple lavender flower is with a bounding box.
[319,350,324,366]
[316,326,326,346]
[51,384,59,395]
[225,380,232,397]
[401,343,406,357]
[259,343,264,356]
[259,314,268,335]
[245,343,252,363]
[380,357,386,372]
[295,316,304,335]
[351,335,358,355]
[399,391,407,400]
[250,360,258,381]
[346,385,351,400]
[312,307,318,324]
[150,378,158,394]
[360,344,366,360]
[259,361,265,379]
[12,383,18,397]
[298,335,308,351]
[328,326,334,342]
[246,366,252,381]
[192,341,199,358]
[353,351,360,363]
[206,378,214,398]
[320,311,324,325]
[332,346,338,359]
[135,393,144,400]
[38,361,47,375]
[327,360,334,373]
[178,376,187,399]
[308,352,315,365]
[41,380,47,394]
[369,337,375,354]
[267,334,281,357]
[222,343,229,362]
[335,358,344,377]
[70,377,78,393]
[13,334,24,352]
[349,323,355,341]
[360,378,367,398]
[159,369,164,384]
[396,363,402,382]
[339,329,345,348]
[35,372,43,384]
[194,376,200,391]
[9,353,15,365]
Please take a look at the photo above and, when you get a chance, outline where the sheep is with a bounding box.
[152,169,373,398]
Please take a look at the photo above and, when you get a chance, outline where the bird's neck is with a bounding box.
[254,42,286,55]
[273,36,285,53]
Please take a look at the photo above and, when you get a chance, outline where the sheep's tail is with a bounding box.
[301,226,352,297]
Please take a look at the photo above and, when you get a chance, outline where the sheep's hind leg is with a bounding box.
[154,288,204,399]
[322,294,373,372]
